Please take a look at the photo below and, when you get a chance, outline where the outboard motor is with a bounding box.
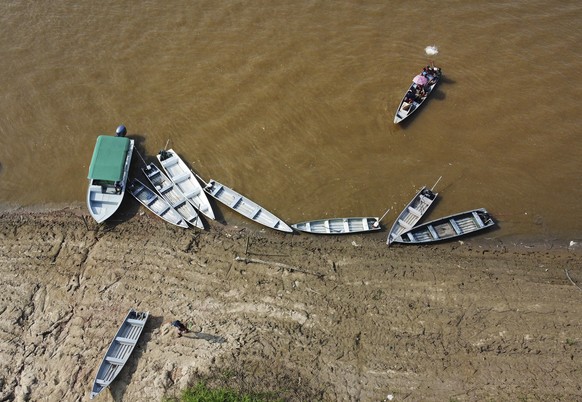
[115,125,127,137]
[159,150,171,161]
[422,189,435,199]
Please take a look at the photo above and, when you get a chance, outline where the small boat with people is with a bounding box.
[128,178,188,228]
[142,163,204,229]
[292,217,381,235]
[87,125,134,223]
[394,63,442,124]
[390,208,495,244]
[387,179,440,245]
[203,178,293,233]
[90,309,149,399]
[157,149,215,221]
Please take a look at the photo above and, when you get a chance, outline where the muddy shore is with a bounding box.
[0,207,581,401]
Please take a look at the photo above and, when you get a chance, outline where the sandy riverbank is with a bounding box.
[0,207,581,401]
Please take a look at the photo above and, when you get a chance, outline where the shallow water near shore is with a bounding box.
[0,1,580,243]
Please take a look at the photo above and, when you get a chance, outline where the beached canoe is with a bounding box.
[391,208,495,244]
[292,217,381,235]
[203,179,293,233]
[157,149,215,220]
[387,186,438,245]
[394,65,442,124]
[142,163,204,229]
[87,128,134,223]
[128,178,188,228]
[90,309,149,399]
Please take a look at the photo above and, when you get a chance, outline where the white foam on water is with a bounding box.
[425,45,439,56]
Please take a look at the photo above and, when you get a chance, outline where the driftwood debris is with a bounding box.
[565,269,582,292]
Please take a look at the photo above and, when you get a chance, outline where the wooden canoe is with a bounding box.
[203,179,293,233]
[157,149,215,220]
[292,217,381,234]
[387,186,438,245]
[142,163,204,229]
[128,178,188,228]
[90,309,149,399]
[394,66,442,124]
[391,208,495,244]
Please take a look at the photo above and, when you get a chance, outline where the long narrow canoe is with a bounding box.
[87,134,134,223]
[90,309,149,399]
[391,208,495,244]
[157,149,215,220]
[204,179,293,233]
[387,186,438,245]
[394,66,442,124]
[128,178,188,228]
[292,217,381,235]
[142,163,204,229]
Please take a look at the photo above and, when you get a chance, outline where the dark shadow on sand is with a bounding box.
[182,332,227,344]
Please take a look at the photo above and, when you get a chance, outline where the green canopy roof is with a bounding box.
[87,135,131,181]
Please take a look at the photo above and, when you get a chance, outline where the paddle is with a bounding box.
[372,207,392,228]
[431,175,442,191]
[134,148,149,168]
[190,167,209,187]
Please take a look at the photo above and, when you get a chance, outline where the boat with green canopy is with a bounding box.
[87,126,134,223]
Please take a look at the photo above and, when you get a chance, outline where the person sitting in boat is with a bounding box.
[402,90,415,110]
[415,85,426,99]
[405,89,416,102]
[114,182,122,194]
[429,64,441,77]
[421,67,434,81]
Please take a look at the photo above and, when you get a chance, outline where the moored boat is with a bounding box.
[87,126,134,223]
[90,309,149,399]
[387,186,438,245]
[142,163,204,229]
[128,178,188,228]
[394,65,442,124]
[157,149,215,220]
[203,179,293,233]
[391,208,495,244]
[292,217,381,235]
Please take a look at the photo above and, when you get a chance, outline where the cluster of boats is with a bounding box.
[87,127,495,245]
[87,61,492,399]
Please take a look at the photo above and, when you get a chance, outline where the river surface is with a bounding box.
[0,1,580,243]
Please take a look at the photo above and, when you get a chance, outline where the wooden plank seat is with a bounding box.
[115,336,137,346]
[172,171,190,184]
[105,356,125,365]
